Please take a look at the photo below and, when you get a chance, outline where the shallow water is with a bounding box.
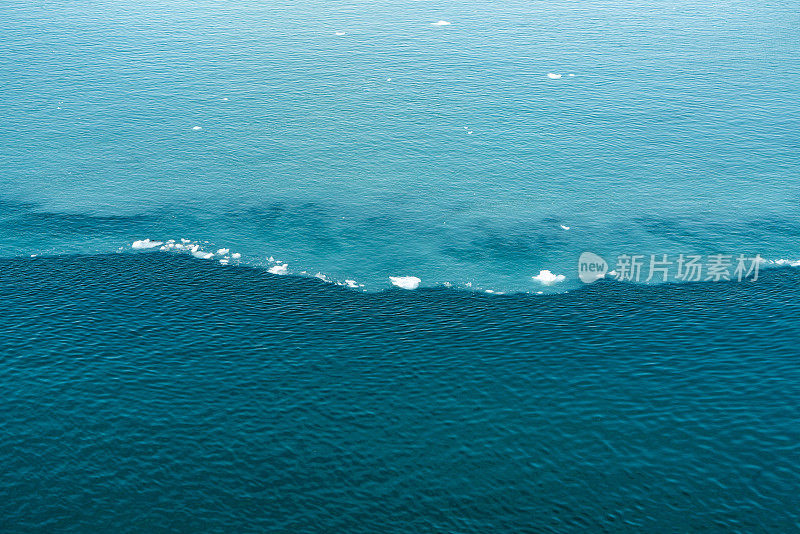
[2,0,799,292]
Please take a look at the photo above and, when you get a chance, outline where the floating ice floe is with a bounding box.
[431,20,451,26]
[192,250,214,260]
[547,73,563,79]
[132,239,163,250]
[560,224,570,230]
[269,263,288,275]
[532,270,566,285]
[390,276,421,290]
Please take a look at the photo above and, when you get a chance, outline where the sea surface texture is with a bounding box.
[1,0,799,292]
[1,255,799,531]
[1,0,799,531]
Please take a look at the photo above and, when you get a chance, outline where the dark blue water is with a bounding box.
[2,253,798,532]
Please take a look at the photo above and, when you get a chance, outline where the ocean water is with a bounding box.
[2,0,800,531]
[2,0,799,291]
[2,254,800,531]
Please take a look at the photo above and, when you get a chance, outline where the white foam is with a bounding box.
[315,272,331,283]
[532,270,566,285]
[390,276,421,290]
[547,73,563,79]
[219,258,229,265]
[774,259,800,267]
[268,263,288,275]
[216,248,230,255]
[132,239,163,250]
[192,126,203,131]
[560,224,570,230]
[344,279,359,288]
[431,20,451,26]
[231,252,241,260]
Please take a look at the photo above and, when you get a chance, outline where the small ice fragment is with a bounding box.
[335,31,346,36]
[231,253,241,260]
[192,250,214,260]
[192,126,202,131]
[431,20,451,26]
[547,73,562,79]
[219,258,229,265]
[568,74,575,77]
[389,276,421,290]
[560,225,570,230]
[132,239,163,249]
[269,263,288,275]
[217,248,230,255]
[532,270,566,285]
[268,256,275,262]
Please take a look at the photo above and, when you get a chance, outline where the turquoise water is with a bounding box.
[2,0,799,291]
[3,0,800,531]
